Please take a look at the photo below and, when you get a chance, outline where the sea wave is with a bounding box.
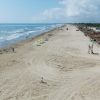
[0,30,37,41]
[6,34,23,41]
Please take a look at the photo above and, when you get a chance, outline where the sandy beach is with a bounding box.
[1,25,100,100]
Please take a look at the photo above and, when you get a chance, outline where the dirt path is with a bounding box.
[0,25,100,100]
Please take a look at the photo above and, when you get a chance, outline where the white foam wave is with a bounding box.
[6,34,23,41]
[0,37,3,40]
[25,30,36,35]
[8,29,24,34]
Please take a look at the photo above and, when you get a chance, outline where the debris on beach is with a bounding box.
[77,24,100,44]
[48,34,53,37]
[40,77,47,84]
[0,47,15,54]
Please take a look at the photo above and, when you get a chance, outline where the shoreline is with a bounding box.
[0,23,65,49]
[0,25,65,54]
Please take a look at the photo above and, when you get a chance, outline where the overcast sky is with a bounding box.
[0,0,100,23]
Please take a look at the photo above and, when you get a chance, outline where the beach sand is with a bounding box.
[0,25,100,100]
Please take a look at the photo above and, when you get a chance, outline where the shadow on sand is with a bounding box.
[92,52,99,55]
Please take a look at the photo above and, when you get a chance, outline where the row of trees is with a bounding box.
[74,23,100,27]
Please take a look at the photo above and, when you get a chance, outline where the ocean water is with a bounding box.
[0,23,63,47]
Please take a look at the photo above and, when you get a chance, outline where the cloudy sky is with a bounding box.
[0,0,100,23]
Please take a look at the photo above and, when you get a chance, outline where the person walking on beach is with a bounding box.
[88,39,94,54]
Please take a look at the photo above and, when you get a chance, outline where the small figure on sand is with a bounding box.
[11,47,15,53]
[40,77,47,84]
[66,28,68,30]
[88,39,94,54]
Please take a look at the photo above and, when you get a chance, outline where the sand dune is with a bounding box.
[0,25,100,100]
